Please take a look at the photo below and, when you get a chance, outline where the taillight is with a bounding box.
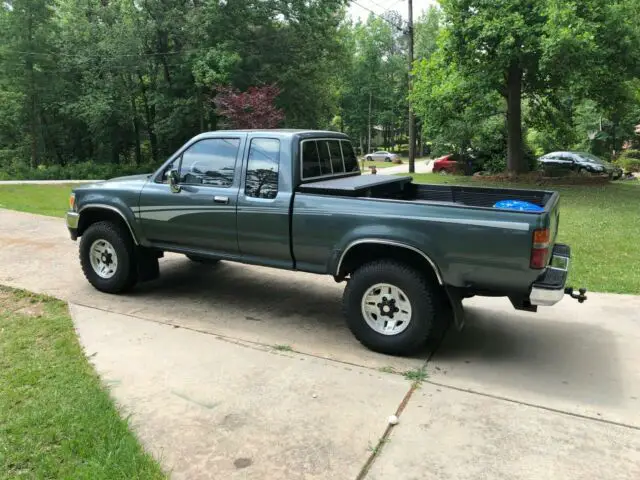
[530,227,550,269]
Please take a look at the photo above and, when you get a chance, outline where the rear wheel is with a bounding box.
[80,221,137,293]
[342,260,438,355]
[186,254,220,265]
[385,157,391,162]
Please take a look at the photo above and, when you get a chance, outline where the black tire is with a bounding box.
[342,260,438,355]
[385,157,391,162]
[79,221,137,294]
[366,156,373,161]
[186,254,220,265]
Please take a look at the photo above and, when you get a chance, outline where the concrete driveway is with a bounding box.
[1,208,639,479]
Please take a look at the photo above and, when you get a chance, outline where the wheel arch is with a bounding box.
[336,239,444,285]
[77,205,139,245]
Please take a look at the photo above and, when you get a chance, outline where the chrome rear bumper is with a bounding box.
[530,244,570,307]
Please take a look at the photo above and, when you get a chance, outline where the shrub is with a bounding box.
[618,150,640,172]
[0,161,157,181]
[620,156,640,173]
[483,156,506,174]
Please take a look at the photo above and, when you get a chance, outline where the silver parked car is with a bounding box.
[365,151,400,162]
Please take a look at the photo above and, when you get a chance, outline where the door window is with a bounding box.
[179,138,240,187]
[245,138,280,199]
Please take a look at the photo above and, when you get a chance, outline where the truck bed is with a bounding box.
[297,175,556,211]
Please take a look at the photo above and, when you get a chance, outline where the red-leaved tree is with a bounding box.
[212,85,285,129]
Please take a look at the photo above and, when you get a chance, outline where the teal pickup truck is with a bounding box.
[66,130,586,355]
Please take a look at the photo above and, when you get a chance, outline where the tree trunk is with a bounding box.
[27,17,37,169]
[506,63,525,174]
[367,91,372,154]
[197,87,205,132]
[125,74,142,165]
[138,73,159,163]
[132,101,142,166]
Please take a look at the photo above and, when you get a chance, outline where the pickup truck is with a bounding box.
[66,129,586,355]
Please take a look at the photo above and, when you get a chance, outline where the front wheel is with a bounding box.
[342,260,438,355]
[79,221,137,293]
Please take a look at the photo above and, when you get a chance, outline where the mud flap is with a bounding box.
[444,286,466,331]
[136,247,160,282]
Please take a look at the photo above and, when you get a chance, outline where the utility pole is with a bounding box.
[407,0,416,173]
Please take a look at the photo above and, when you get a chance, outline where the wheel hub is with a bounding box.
[361,283,412,336]
[377,297,400,318]
[89,239,118,279]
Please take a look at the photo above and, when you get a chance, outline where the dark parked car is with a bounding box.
[537,151,623,179]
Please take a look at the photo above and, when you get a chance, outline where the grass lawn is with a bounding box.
[1,178,638,294]
[0,287,166,479]
[359,160,398,170]
[411,174,640,295]
[0,184,73,218]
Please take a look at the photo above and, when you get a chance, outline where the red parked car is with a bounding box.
[432,154,458,174]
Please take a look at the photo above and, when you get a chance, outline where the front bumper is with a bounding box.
[530,244,571,307]
[66,211,79,240]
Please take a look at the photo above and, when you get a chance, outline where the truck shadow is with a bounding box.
[107,256,433,367]
[132,258,346,326]
[431,301,625,410]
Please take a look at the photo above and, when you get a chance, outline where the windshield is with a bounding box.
[577,152,606,164]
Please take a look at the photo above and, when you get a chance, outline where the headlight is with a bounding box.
[69,193,76,211]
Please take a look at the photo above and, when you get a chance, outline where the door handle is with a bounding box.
[214,196,229,204]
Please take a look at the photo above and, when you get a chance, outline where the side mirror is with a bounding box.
[168,169,181,193]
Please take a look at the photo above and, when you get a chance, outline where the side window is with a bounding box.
[327,140,344,174]
[245,138,280,199]
[341,140,360,173]
[302,141,321,178]
[180,138,240,187]
[317,141,332,175]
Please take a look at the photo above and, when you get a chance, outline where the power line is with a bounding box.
[350,0,407,32]
[363,0,403,14]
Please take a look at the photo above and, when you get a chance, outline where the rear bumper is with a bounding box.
[66,211,79,240]
[530,244,570,307]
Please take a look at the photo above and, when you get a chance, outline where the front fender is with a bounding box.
[76,193,144,245]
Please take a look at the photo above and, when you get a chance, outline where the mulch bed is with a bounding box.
[472,172,612,186]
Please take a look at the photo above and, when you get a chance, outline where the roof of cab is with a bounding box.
[193,129,349,139]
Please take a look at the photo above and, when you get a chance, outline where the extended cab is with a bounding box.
[66,130,586,355]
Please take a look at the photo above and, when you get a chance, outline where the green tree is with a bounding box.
[338,13,408,153]
[436,0,640,173]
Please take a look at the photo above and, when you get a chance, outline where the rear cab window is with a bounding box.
[301,138,359,181]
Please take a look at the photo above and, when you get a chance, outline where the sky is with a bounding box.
[347,0,438,22]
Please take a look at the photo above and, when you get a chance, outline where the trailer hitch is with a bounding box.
[565,287,587,303]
